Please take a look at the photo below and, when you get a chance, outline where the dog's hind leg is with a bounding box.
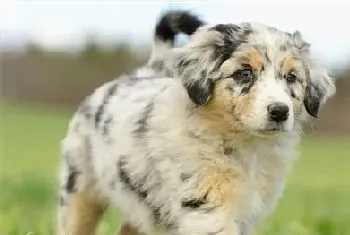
[58,189,106,235]
[57,128,106,235]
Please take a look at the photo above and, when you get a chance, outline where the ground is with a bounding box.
[0,104,349,235]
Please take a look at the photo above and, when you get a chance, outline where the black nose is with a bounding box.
[267,102,289,122]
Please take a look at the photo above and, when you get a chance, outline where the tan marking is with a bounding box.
[282,57,306,118]
[282,56,302,74]
[197,79,257,135]
[116,223,144,235]
[198,79,241,134]
[60,190,105,235]
[220,48,264,78]
[197,165,243,208]
[241,48,264,71]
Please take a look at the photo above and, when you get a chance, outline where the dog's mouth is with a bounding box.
[252,127,286,137]
[258,128,284,134]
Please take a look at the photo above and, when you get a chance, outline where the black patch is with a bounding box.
[240,86,250,94]
[134,101,154,136]
[66,166,79,193]
[290,89,296,98]
[155,10,205,44]
[95,105,104,128]
[176,58,196,76]
[180,173,191,181]
[211,24,248,69]
[224,147,233,155]
[95,83,118,128]
[181,197,207,209]
[118,158,148,199]
[185,78,215,106]
[118,157,173,226]
[212,24,241,38]
[240,81,256,94]
[304,84,322,118]
[178,58,193,68]
[302,64,322,118]
[232,68,258,95]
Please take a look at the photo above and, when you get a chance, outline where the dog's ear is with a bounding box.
[291,31,336,118]
[172,24,244,106]
[172,53,214,106]
[303,61,336,117]
[183,71,215,106]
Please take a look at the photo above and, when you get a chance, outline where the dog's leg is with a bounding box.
[58,131,106,235]
[173,166,246,235]
[117,223,144,235]
[58,189,106,235]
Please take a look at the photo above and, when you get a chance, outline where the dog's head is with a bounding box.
[172,23,335,136]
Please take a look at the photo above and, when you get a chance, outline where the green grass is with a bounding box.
[1,104,349,235]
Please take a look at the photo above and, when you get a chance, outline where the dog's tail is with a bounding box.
[147,10,205,71]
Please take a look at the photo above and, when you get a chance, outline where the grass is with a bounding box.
[0,104,349,235]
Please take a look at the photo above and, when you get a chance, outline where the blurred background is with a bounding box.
[0,1,349,235]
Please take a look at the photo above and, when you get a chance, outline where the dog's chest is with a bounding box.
[226,141,293,227]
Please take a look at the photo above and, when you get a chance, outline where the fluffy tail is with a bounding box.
[147,10,205,70]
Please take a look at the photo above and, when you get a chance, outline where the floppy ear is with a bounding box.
[303,61,336,117]
[183,73,215,106]
[172,53,215,106]
[171,25,244,106]
[291,31,336,118]
[304,83,322,117]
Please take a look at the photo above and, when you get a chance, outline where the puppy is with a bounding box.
[57,10,335,235]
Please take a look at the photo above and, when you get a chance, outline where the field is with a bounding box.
[0,104,349,235]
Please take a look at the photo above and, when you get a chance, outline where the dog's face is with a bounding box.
[173,23,335,136]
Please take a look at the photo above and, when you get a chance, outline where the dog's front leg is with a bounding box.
[174,166,246,235]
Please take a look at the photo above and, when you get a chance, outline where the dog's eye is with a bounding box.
[239,69,254,82]
[285,73,297,83]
